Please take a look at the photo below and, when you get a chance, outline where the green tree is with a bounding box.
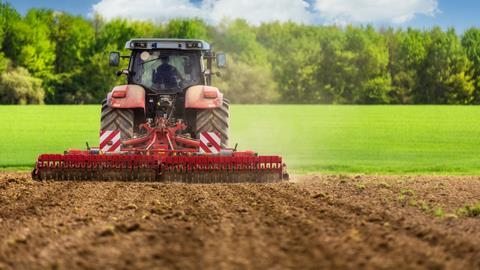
[13,9,55,78]
[417,28,474,104]
[53,13,95,73]
[341,26,391,104]
[48,47,122,104]
[462,27,480,103]
[94,18,143,52]
[165,19,208,39]
[257,23,325,103]
[0,1,21,58]
[214,57,278,103]
[0,65,44,104]
[213,19,268,65]
[386,28,428,103]
[212,20,276,103]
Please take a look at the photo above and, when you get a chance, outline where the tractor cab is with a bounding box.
[109,39,226,94]
[105,38,229,145]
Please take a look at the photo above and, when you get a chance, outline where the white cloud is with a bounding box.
[207,0,312,25]
[314,0,439,24]
[91,0,204,21]
[91,0,312,24]
[91,0,438,25]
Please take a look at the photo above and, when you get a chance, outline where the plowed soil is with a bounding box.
[1,172,480,270]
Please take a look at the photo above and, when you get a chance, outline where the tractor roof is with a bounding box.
[125,38,210,51]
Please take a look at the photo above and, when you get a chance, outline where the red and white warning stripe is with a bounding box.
[100,130,121,153]
[199,132,221,154]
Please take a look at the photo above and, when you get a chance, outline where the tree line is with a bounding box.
[1,3,480,104]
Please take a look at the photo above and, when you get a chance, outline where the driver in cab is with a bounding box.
[152,55,183,89]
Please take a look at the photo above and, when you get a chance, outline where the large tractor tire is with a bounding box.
[195,99,229,147]
[100,100,134,140]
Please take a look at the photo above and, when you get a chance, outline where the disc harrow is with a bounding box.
[32,118,288,183]
[32,153,286,183]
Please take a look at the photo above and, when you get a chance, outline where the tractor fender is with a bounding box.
[185,85,223,109]
[107,84,145,109]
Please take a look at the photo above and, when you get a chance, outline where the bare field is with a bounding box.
[0,172,479,270]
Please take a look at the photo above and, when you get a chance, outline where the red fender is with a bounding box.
[107,84,145,109]
[185,85,223,109]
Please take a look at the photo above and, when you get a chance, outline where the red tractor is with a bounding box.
[103,39,229,147]
[32,38,287,183]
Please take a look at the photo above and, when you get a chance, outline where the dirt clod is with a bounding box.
[124,203,138,210]
[115,223,141,233]
[98,225,115,237]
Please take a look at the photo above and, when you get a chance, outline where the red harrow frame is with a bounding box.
[32,118,288,183]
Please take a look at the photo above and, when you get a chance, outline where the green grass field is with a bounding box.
[1,105,480,174]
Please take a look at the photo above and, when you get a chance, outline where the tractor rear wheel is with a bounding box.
[100,99,134,140]
[195,99,229,147]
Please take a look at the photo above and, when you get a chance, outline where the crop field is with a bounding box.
[1,105,480,173]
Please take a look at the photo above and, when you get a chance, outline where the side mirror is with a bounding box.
[109,51,120,67]
[216,53,226,68]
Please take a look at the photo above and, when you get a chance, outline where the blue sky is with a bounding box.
[407,0,479,31]
[11,0,98,16]
[8,0,480,32]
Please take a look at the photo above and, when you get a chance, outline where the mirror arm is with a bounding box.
[116,69,129,77]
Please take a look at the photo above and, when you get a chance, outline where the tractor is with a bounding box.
[104,39,229,147]
[32,38,287,183]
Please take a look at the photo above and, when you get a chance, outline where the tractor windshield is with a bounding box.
[130,50,203,93]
